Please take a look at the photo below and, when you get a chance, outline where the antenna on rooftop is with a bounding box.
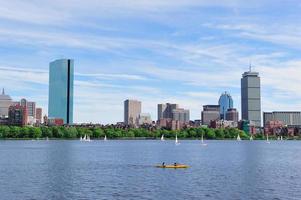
[249,60,252,72]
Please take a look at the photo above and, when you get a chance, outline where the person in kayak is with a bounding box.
[162,162,166,168]
[174,162,177,166]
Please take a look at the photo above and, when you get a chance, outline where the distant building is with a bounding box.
[226,108,239,122]
[263,111,301,127]
[36,108,42,124]
[138,113,152,125]
[48,118,64,126]
[218,92,233,119]
[0,88,12,118]
[20,98,36,124]
[202,105,220,126]
[48,59,74,124]
[241,69,261,127]
[8,105,27,126]
[158,103,178,120]
[157,103,190,130]
[210,120,238,129]
[172,108,190,123]
[124,99,141,126]
[238,120,256,135]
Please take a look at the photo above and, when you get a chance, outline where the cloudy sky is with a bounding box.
[1,0,301,124]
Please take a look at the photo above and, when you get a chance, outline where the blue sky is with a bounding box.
[0,0,301,124]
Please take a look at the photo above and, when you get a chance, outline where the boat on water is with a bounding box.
[266,134,270,144]
[237,134,241,141]
[156,164,189,169]
[161,135,165,141]
[175,134,180,145]
[281,136,283,141]
[104,135,107,141]
[201,134,207,146]
[250,135,253,140]
[81,134,91,142]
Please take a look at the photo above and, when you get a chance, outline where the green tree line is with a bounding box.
[0,125,255,140]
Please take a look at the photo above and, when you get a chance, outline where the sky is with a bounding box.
[0,0,301,124]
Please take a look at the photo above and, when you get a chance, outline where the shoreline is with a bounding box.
[0,137,299,141]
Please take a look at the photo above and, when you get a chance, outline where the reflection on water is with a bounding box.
[1,140,301,200]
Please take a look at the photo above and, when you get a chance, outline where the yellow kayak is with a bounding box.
[155,164,190,169]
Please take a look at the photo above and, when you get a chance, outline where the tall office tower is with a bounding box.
[218,92,233,119]
[0,88,12,118]
[36,108,42,124]
[124,99,141,126]
[241,69,261,127]
[202,105,220,126]
[48,59,74,124]
[157,103,179,120]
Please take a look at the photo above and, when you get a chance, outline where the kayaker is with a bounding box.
[162,162,166,167]
[174,162,177,166]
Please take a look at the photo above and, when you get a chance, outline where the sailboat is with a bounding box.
[80,136,83,141]
[201,134,207,146]
[161,135,165,141]
[266,134,270,144]
[237,134,241,141]
[104,135,107,141]
[277,136,280,140]
[281,136,283,141]
[250,135,253,141]
[175,134,180,145]
[87,135,91,142]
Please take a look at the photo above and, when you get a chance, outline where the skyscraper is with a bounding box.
[157,103,179,120]
[124,99,141,126]
[218,92,233,119]
[0,88,12,118]
[48,59,74,124]
[241,69,261,127]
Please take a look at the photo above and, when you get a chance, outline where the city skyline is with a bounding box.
[0,1,301,123]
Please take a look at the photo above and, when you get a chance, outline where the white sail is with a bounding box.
[266,134,270,143]
[104,135,107,141]
[237,134,241,141]
[250,135,253,140]
[175,134,180,145]
[161,135,165,141]
[201,134,207,146]
[281,136,283,140]
[277,136,280,140]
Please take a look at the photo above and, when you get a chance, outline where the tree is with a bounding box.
[52,127,63,138]
[93,128,104,138]
[214,129,225,139]
[0,126,10,138]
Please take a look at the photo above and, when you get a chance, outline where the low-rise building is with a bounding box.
[8,105,27,126]
[210,120,238,129]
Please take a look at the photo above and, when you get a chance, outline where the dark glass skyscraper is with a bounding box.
[218,92,233,119]
[48,59,74,124]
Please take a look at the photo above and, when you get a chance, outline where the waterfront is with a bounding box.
[1,140,301,200]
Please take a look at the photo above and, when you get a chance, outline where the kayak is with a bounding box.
[155,164,189,169]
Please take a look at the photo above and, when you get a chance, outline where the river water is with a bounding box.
[0,140,301,200]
